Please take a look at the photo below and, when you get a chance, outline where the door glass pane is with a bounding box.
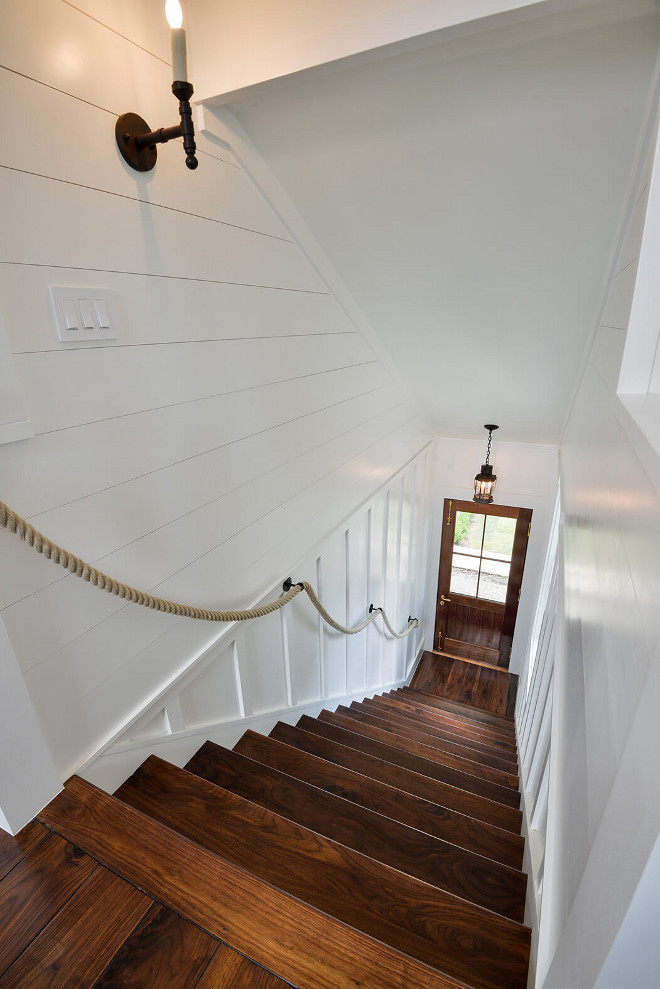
[478,560,511,603]
[454,511,484,552]
[482,515,516,560]
[450,552,479,597]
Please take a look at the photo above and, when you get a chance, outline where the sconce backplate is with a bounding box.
[115,113,158,172]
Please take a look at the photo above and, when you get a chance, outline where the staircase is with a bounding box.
[0,685,530,988]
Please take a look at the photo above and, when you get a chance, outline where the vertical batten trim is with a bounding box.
[316,555,325,699]
[232,639,248,718]
[280,607,293,708]
[164,694,185,734]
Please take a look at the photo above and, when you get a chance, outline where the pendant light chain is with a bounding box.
[485,428,493,467]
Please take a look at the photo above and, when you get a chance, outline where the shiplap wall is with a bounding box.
[82,450,431,793]
[0,0,430,784]
[537,78,660,989]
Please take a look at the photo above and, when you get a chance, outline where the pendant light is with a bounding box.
[473,424,499,503]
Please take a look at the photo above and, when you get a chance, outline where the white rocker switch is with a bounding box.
[94,299,110,328]
[79,299,95,329]
[62,299,79,331]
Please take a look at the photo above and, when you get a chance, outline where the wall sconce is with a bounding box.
[115,0,198,172]
[473,424,499,503]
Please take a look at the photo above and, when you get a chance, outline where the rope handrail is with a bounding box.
[0,500,418,637]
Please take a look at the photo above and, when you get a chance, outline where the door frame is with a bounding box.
[434,498,532,668]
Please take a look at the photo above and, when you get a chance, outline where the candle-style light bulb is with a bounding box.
[165,0,187,82]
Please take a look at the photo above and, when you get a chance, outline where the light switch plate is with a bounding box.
[50,286,117,344]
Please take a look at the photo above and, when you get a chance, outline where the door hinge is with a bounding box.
[518,589,521,603]
[528,522,531,538]
[446,499,452,526]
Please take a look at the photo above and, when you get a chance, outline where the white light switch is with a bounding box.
[50,287,117,344]
[78,299,95,329]
[62,299,79,331]
[94,299,110,328]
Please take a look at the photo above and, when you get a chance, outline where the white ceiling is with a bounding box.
[212,1,660,444]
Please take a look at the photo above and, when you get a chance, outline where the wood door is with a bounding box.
[434,499,531,669]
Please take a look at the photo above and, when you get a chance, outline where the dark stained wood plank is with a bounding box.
[0,820,48,883]
[353,699,518,771]
[374,694,518,754]
[39,776,506,989]
[319,710,520,798]
[343,701,517,777]
[380,693,518,750]
[92,902,217,989]
[0,832,97,978]
[238,731,524,867]
[0,866,151,989]
[362,695,518,762]
[297,715,521,814]
[115,758,530,989]
[184,743,526,922]
[476,668,499,715]
[401,681,516,731]
[394,689,516,744]
[430,650,512,673]
[195,944,294,988]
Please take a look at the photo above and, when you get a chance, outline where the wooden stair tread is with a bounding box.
[279,720,522,832]
[396,683,515,736]
[397,689,517,741]
[364,696,518,756]
[185,741,526,922]
[400,688,516,732]
[114,757,530,989]
[0,864,151,989]
[350,700,519,771]
[239,729,524,868]
[40,775,472,989]
[314,712,521,807]
[379,694,518,751]
[327,708,519,790]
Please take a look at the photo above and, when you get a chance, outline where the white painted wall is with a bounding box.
[0,619,61,834]
[537,66,660,989]
[82,448,432,793]
[189,0,631,103]
[0,0,430,806]
[423,436,559,675]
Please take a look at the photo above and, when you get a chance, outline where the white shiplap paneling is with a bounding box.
[0,0,429,789]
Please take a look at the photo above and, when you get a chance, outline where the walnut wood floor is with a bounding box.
[411,650,518,718]
[0,684,527,989]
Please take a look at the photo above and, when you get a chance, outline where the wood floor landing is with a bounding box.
[411,650,518,718]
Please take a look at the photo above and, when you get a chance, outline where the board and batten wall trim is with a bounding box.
[0,0,431,797]
[81,448,433,794]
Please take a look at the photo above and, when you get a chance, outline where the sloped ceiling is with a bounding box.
[200,0,660,444]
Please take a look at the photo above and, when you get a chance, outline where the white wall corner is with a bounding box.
[0,618,61,834]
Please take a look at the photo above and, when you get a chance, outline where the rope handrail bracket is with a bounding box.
[0,500,418,637]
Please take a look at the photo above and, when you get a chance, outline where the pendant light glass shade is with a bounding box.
[474,464,496,503]
[473,424,498,503]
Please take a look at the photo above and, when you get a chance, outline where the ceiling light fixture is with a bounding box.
[473,424,499,503]
[115,0,198,172]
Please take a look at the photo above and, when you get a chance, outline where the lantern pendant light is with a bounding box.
[474,424,499,503]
